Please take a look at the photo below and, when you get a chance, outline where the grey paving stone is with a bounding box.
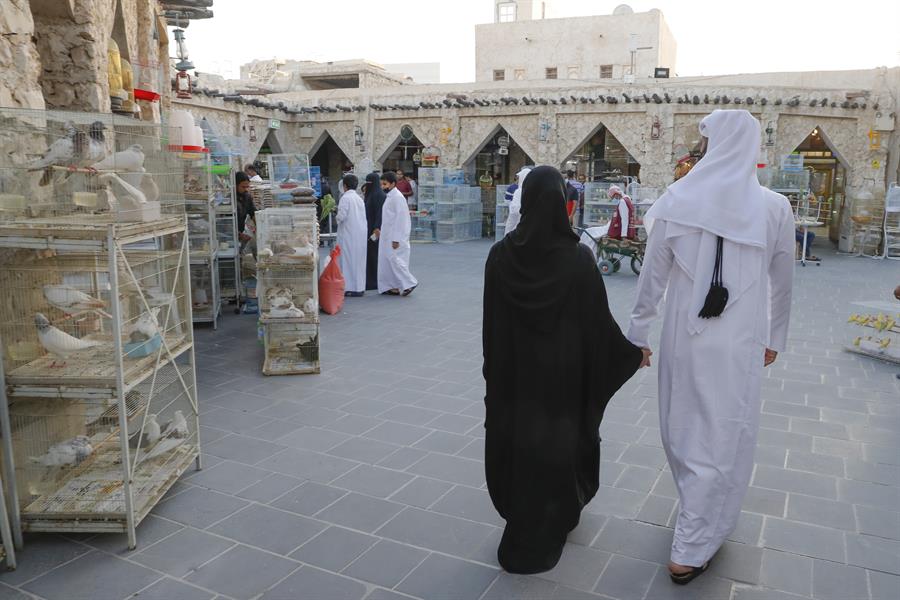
[643,565,733,600]
[568,513,608,547]
[754,445,788,468]
[482,573,559,600]
[328,437,402,463]
[763,400,821,419]
[235,473,305,503]
[635,494,676,527]
[257,447,359,482]
[592,518,671,565]
[845,458,900,485]
[184,545,299,600]
[785,449,845,477]
[406,452,484,487]
[786,493,856,530]
[363,421,432,445]
[614,465,659,493]
[125,577,215,600]
[290,526,377,571]
[395,553,499,600]
[762,518,846,562]
[342,540,429,587]
[151,486,249,528]
[291,406,349,428]
[759,548,813,597]
[457,437,486,460]
[537,544,610,591]
[426,413,482,434]
[341,397,394,417]
[23,551,160,600]
[201,408,274,435]
[321,414,382,435]
[271,481,348,516]
[365,587,419,600]
[813,436,864,459]
[411,428,473,455]
[753,465,837,499]
[257,399,311,419]
[378,446,431,470]
[389,477,454,509]
[791,418,850,440]
[202,434,287,464]
[0,535,92,586]
[855,505,900,540]
[274,426,353,451]
[870,570,900,600]
[184,459,272,494]
[0,582,40,599]
[729,511,764,545]
[594,554,658,600]
[756,428,814,452]
[863,443,900,466]
[599,461,627,486]
[709,541,763,584]
[838,477,900,510]
[245,419,304,442]
[431,485,504,526]
[260,565,368,600]
[316,492,405,533]
[132,527,235,577]
[846,533,900,575]
[584,485,646,519]
[650,473,678,499]
[207,504,326,555]
[332,464,416,498]
[759,413,790,431]
[812,558,870,600]
[598,422,645,444]
[732,588,811,600]
[84,514,183,555]
[377,506,496,556]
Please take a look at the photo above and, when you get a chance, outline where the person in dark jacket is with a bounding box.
[362,172,386,291]
[235,171,256,251]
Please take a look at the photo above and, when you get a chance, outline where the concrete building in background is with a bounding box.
[477,2,676,82]
[383,63,442,84]
[240,58,412,91]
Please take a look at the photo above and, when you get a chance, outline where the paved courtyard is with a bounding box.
[1,239,899,600]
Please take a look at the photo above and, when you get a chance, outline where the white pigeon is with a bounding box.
[90,144,145,173]
[43,284,109,317]
[99,172,147,205]
[161,410,189,439]
[270,303,304,318]
[27,121,86,186]
[128,307,161,342]
[129,413,161,449]
[140,173,160,203]
[34,313,102,366]
[302,297,317,315]
[30,435,93,467]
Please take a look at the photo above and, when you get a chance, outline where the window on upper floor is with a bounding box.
[498,2,517,23]
[545,67,558,79]
[514,68,525,80]
[567,66,580,79]
[600,64,613,79]
[493,69,505,81]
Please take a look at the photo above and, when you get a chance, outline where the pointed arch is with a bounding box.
[308,129,356,163]
[460,124,536,168]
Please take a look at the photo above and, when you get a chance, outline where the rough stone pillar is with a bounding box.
[0,0,45,110]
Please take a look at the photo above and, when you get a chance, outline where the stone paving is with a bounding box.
[1,240,899,600]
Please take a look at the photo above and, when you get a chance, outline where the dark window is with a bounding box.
[493,69,505,81]
[545,67,557,79]
[600,65,613,79]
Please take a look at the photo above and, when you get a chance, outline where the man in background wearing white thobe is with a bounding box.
[378,171,418,296]
[336,173,367,297]
[503,167,532,235]
[627,110,794,585]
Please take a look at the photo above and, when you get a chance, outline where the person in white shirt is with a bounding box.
[378,171,418,296]
[627,110,794,585]
[245,164,263,182]
[335,173,368,296]
[503,167,532,235]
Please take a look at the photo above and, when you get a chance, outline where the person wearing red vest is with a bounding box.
[607,186,636,240]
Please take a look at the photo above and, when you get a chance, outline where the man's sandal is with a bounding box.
[669,561,711,585]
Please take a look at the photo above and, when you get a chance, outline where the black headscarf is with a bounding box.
[363,171,386,234]
[497,166,581,324]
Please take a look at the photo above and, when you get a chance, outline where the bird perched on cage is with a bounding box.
[128,307,161,343]
[34,313,103,367]
[129,413,161,449]
[27,121,88,186]
[90,144,145,173]
[29,435,94,467]
[43,284,111,318]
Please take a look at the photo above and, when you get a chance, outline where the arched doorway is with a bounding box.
[563,124,640,182]
[791,127,848,242]
[253,129,284,178]
[310,133,353,194]
[380,131,426,179]
[463,126,534,186]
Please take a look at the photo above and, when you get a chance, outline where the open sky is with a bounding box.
[183,0,898,82]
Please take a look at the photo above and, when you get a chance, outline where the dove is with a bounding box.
[129,413,161,449]
[81,121,107,166]
[34,313,102,367]
[27,121,87,186]
[98,172,146,204]
[302,297,317,315]
[128,307,161,342]
[160,410,189,439]
[270,303,305,318]
[90,144,145,173]
[139,173,160,203]
[30,435,93,467]
[43,284,110,318]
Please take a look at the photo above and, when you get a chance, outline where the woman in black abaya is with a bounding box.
[362,172,386,291]
[482,166,645,574]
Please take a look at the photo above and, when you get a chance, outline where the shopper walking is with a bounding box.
[483,165,644,574]
[336,174,367,296]
[503,167,532,235]
[627,110,794,585]
[378,172,417,296]
[362,172,386,291]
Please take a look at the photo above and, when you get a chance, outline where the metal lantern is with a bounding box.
[353,126,364,147]
[539,119,551,142]
[765,122,775,146]
[650,117,661,140]
[174,70,192,99]
[248,124,257,143]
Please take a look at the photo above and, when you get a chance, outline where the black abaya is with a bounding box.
[363,172,386,291]
[482,166,642,574]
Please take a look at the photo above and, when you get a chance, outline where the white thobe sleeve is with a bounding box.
[767,206,795,352]
[336,193,350,225]
[382,195,396,243]
[505,198,521,233]
[626,221,674,348]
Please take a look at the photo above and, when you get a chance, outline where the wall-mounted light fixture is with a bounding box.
[765,121,775,146]
[248,124,257,143]
[354,125,364,147]
[538,119,551,142]
[650,117,661,140]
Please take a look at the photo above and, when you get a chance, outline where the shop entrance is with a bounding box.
[791,127,847,242]
[380,130,426,179]
[464,126,533,186]
[563,124,640,182]
[310,133,353,193]
[253,129,283,179]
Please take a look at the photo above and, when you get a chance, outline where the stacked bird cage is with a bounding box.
[434,186,482,243]
[255,206,320,375]
[182,152,220,328]
[205,134,240,308]
[583,182,618,227]
[266,153,313,207]
[0,107,200,550]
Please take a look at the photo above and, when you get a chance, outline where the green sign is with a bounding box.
[270,119,281,130]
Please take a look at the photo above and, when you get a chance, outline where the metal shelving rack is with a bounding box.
[0,108,201,551]
[213,157,239,310]
[183,153,220,328]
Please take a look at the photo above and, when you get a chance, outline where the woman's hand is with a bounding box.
[639,347,653,368]
[764,348,778,367]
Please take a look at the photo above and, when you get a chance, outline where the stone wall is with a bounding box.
[0,0,45,110]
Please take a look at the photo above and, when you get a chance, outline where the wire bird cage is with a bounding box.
[0,107,200,550]
[181,153,220,327]
[495,185,510,242]
[266,153,312,205]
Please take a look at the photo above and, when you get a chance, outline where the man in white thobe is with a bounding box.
[504,167,532,235]
[378,171,418,295]
[627,110,794,583]
[336,173,368,296]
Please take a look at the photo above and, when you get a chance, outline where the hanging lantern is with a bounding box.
[765,122,775,146]
[175,70,192,99]
[650,117,661,140]
[412,151,422,165]
[353,126,364,147]
[868,128,881,150]
[248,124,257,143]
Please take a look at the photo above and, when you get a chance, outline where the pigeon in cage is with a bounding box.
[99,172,147,207]
[161,410,189,439]
[129,413,161,449]
[90,144,145,174]
[266,286,293,309]
[43,284,110,318]
[269,303,305,319]
[128,307,161,342]
[27,121,87,186]
[29,435,93,467]
[34,313,103,367]
[302,297,317,316]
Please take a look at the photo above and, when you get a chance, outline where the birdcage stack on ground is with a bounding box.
[582,183,618,227]
[0,107,200,551]
[255,206,320,375]
[182,153,221,328]
[266,153,313,206]
[206,138,241,308]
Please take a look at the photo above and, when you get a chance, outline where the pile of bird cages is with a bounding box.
[257,265,318,321]
[436,220,481,243]
[418,167,444,186]
[249,182,274,210]
[260,319,320,375]
[0,108,200,549]
[266,153,313,205]
[182,153,220,327]
[256,206,319,268]
[410,211,436,243]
